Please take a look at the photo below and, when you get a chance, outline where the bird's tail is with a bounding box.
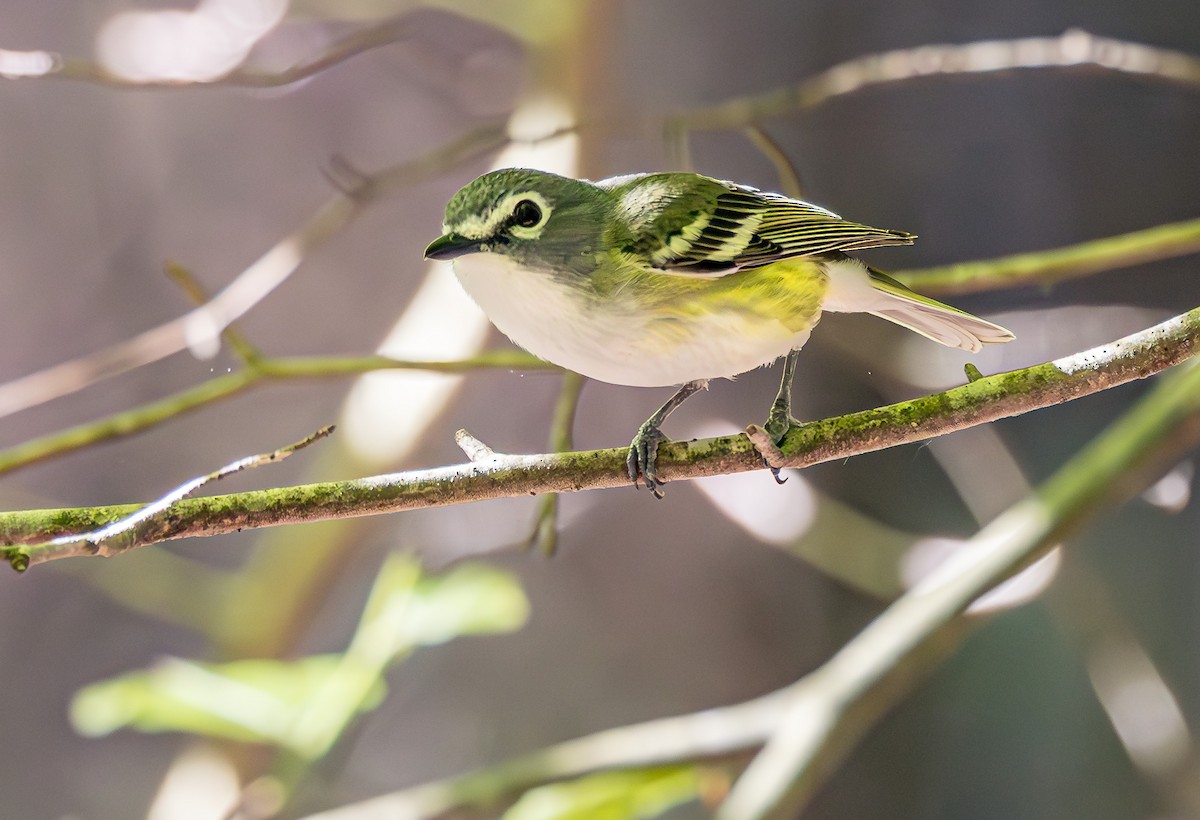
[823,261,1014,353]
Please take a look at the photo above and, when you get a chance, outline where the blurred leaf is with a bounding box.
[407,561,531,645]
[70,654,378,743]
[284,555,530,759]
[71,555,529,752]
[503,766,701,820]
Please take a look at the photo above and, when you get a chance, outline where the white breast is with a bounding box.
[451,253,813,387]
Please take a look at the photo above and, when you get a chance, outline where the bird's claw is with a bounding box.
[627,423,668,498]
[761,408,800,484]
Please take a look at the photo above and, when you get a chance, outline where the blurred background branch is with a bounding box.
[724,353,1200,817]
[670,29,1200,132]
[0,120,519,422]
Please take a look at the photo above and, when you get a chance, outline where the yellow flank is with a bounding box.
[590,252,828,335]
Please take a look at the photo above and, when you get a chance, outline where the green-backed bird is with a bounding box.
[425,168,1013,496]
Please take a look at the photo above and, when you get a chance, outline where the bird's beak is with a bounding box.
[424,232,483,261]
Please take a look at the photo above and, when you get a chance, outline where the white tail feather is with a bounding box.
[866,305,1009,352]
[823,258,1014,353]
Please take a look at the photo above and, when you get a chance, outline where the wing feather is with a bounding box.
[604,173,914,276]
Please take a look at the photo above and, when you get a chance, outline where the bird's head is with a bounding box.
[424,168,607,274]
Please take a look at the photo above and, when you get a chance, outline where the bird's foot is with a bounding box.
[627,422,669,499]
[761,406,799,484]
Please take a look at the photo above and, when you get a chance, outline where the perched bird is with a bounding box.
[425,168,1013,496]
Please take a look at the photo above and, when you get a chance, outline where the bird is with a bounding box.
[424,168,1014,497]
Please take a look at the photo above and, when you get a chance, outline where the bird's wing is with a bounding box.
[605,174,914,276]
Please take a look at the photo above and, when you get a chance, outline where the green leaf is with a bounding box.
[282,557,528,759]
[406,562,531,646]
[503,766,702,820]
[69,654,381,743]
[69,555,529,751]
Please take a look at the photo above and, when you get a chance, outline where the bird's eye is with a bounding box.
[512,199,543,229]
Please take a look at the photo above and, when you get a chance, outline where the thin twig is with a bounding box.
[38,426,333,559]
[528,371,586,555]
[455,429,498,463]
[0,194,356,419]
[164,260,261,364]
[302,697,776,820]
[3,304,1197,570]
[743,125,805,199]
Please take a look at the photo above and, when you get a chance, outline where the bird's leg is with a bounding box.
[762,349,802,484]
[627,379,708,498]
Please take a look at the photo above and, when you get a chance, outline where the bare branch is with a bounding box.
[742,125,806,199]
[674,29,1200,132]
[2,20,413,89]
[163,260,261,364]
[3,305,1197,570]
[34,427,333,562]
[0,122,512,423]
[303,697,775,820]
[896,216,1200,296]
[528,370,586,555]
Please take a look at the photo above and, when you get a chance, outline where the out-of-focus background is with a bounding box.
[2,1,1199,818]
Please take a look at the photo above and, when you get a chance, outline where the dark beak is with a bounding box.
[424,233,483,261]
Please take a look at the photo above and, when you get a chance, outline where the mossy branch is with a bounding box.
[2,305,1197,571]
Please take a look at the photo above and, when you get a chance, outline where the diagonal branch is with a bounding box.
[0,122,512,423]
[2,19,415,89]
[2,305,1197,571]
[673,29,1200,132]
[720,342,1200,820]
